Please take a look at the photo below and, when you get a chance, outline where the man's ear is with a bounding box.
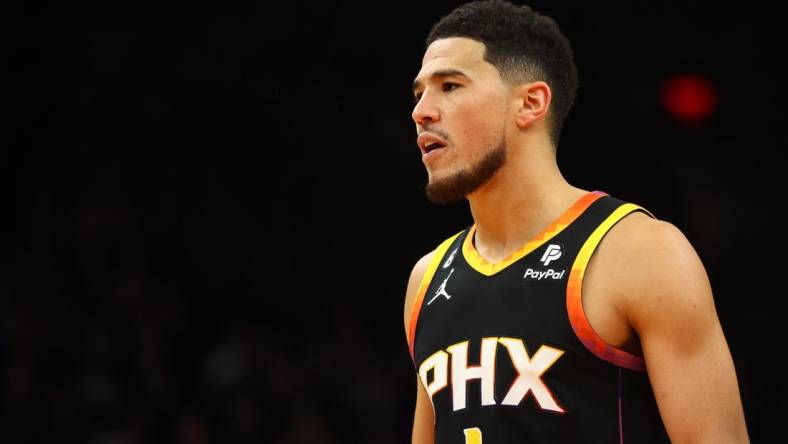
[513,81,551,129]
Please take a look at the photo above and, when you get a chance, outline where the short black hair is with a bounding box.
[426,0,578,148]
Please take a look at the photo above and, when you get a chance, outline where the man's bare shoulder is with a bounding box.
[407,251,437,295]
[403,250,437,332]
[600,210,679,248]
[599,211,714,331]
[601,211,704,278]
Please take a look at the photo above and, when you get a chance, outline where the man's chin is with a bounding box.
[424,176,470,204]
[423,142,506,204]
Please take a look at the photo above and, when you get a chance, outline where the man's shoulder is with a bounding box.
[410,250,436,282]
[403,244,444,336]
[598,210,711,311]
[603,211,696,264]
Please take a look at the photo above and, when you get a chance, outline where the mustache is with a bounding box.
[419,126,450,141]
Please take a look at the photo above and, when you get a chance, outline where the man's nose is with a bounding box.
[412,93,440,126]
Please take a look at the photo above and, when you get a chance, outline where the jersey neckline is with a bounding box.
[462,190,608,276]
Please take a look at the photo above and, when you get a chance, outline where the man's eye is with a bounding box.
[413,93,423,104]
[443,83,459,92]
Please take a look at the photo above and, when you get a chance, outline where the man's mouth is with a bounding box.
[418,132,448,155]
[424,142,445,153]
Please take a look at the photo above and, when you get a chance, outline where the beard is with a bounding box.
[424,139,507,204]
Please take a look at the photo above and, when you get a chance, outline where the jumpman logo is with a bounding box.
[427,268,455,305]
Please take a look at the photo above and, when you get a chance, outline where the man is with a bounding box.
[402,1,749,442]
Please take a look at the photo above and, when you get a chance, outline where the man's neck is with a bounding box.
[467,149,586,263]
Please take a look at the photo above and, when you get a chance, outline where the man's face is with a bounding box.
[412,37,509,203]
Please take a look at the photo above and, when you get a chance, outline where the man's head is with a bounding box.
[411,0,578,204]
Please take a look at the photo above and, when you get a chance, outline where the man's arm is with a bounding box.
[404,251,436,444]
[619,218,749,442]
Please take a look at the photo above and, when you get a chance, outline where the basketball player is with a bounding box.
[403,1,749,442]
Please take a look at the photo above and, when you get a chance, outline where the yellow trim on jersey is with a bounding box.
[566,203,655,371]
[462,191,607,276]
[408,231,463,361]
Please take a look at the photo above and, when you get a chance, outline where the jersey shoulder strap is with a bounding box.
[567,198,655,370]
[407,230,465,362]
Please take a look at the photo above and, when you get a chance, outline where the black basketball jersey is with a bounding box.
[407,191,670,443]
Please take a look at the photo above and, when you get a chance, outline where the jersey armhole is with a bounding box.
[407,231,464,363]
[565,204,654,371]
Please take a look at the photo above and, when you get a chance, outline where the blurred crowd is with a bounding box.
[3,161,411,444]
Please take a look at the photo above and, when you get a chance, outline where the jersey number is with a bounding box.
[463,427,482,444]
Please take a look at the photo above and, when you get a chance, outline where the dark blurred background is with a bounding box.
[5,0,785,442]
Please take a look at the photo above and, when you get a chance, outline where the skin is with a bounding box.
[404,37,749,443]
